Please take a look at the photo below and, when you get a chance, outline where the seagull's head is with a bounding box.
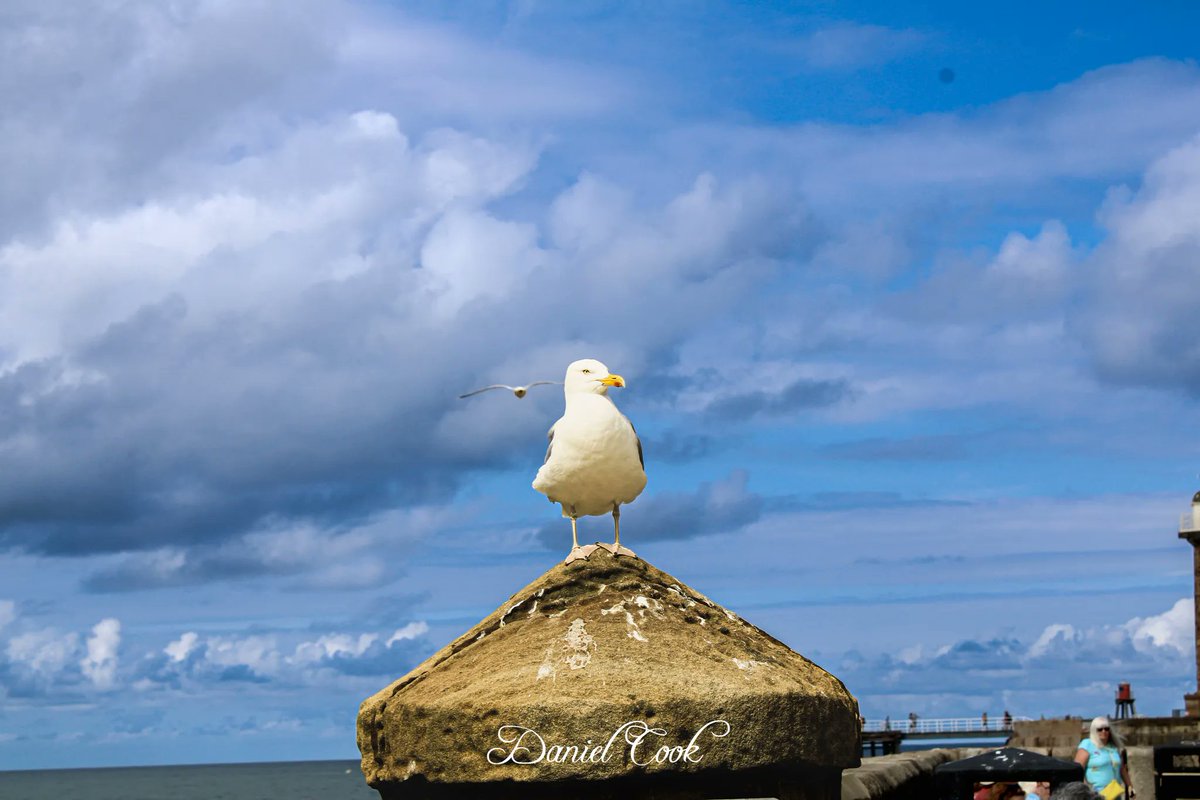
[564,358,625,395]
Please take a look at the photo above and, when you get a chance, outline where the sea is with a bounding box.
[0,759,379,800]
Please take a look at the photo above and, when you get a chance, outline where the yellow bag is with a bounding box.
[1100,780,1124,800]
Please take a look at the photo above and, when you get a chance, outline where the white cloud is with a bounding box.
[797,23,926,71]
[843,598,1195,718]
[81,618,121,690]
[678,59,1200,212]
[6,628,79,677]
[1027,623,1079,659]
[205,635,281,677]
[1080,134,1200,391]
[1020,600,1194,665]
[164,632,199,663]
[1126,598,1194,655]
[292,633,378,664]
[387,621,429,646]
[419,208,543,318]
[137,620,432,689]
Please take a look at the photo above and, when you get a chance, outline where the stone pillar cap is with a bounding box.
[358,547,860,793]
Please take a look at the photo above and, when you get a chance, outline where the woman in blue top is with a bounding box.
[1074,716,1133,798]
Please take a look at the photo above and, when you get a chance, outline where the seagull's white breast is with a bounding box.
[532,394,646,518]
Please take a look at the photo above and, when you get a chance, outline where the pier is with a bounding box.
[861,717,1025,755]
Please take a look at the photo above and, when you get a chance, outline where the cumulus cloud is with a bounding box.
[0,616,425,698]
[3,628,82,696]
[81,618,121,690]
[847,599,1195,716]
[1079,135,1200,393]
[164,632,199,663]
[137,621,432,688]
[0,101,804,566]
[1125,598,1194,655]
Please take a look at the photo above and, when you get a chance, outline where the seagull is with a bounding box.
[459,381,560,399]
[533,359,646,563]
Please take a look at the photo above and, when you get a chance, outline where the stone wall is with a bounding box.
[839,746,1160,800]
[1011,716,1200,753]
[1008,715,1200,800]
[842,748,972,800]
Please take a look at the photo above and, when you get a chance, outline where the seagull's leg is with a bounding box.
[564,506,597,564]
[599,503,637,558]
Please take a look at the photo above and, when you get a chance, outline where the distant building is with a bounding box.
[1178,491,1200,716]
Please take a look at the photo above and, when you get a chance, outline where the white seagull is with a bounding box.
[533,358,647,563]
[459,381,559,399]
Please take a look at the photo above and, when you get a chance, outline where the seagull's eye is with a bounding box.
[581,369,591,374]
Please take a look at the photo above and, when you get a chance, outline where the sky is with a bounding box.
[2,0,1200,771]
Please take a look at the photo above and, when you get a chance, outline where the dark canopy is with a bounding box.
[934,748,1084,800]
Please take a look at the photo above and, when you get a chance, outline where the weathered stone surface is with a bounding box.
[357,547,859,796]
[843,749,976,800]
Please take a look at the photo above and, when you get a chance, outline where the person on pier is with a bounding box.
[1074,716,1133,799]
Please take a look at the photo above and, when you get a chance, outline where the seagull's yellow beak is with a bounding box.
[600,373,626,388]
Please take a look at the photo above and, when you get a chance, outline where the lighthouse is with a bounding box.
[1179,491,1200,716]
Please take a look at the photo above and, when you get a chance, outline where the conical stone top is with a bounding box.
[357,548,860,798]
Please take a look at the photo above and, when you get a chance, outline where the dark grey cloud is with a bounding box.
[0,2,341,243]
[638,429,719,464]
[764,491,969,513]
[83,550,298,594]
[0,286,465,556]
[535,470,762,549]
[820,433,975,462]
[1077,161,1200,395]
[929,638,1024,671]
[704,377,853,420]
[0,151,812,565]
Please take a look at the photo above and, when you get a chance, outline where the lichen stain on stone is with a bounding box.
[633,594,665,619]
[536,645,557,682]
[731,657,770,679]
[600,599,625,616]
[624,611,649,642]
[498,598,526,628]
[562,618,595,670]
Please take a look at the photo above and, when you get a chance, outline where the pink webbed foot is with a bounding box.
[564,544,599,564]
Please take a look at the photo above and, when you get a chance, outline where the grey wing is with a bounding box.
[524,381,560,389]
[544,423,556,463]
[628,419,644,469]
[459,384,514,399]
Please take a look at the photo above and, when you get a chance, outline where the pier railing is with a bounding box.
[862,716,1030,735]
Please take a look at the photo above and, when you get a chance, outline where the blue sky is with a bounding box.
[2,0,1200,771]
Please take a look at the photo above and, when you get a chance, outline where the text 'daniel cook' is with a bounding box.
[485,719,731,767]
